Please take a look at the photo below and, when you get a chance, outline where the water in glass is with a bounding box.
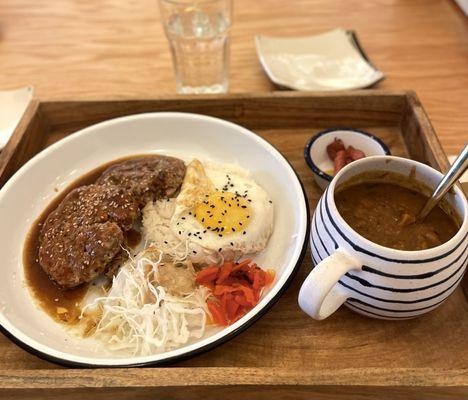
[164,5,230,94]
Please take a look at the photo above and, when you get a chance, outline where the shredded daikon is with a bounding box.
[80,247,211,356]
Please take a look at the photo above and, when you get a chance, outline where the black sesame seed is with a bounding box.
[218,220,222,223]
[230,242,234,246]
[164,241,168,244]
[201,218,205,222]
[181,217,185,220]
[231,227,235,232]
[219,248,222,252]
[193,250,197,254]
[243,231,246,235]
[218,234,223,237]
[269,200,273,204]
[241,205,247,209]
[188,233,191,236]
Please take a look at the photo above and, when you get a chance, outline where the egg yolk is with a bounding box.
[194,191,251,235]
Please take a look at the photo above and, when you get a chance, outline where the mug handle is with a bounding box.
[298,249,361,320]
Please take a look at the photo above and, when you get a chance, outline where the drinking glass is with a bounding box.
[159,0,232,94]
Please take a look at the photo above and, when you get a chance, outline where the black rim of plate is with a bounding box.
[0,145,311,369]
[304,127,392,182]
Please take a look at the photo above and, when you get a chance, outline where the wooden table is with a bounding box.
[0,0,467,153]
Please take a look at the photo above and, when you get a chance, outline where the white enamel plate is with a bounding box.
[0,113,309,367]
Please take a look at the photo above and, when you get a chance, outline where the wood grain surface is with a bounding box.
[1,368,467,400]
[0,93,466,399]
[0,0,467,153]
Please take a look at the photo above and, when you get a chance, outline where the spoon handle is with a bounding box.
[418,144,468,220]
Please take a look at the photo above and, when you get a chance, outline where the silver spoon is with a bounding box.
[418,144,468,221]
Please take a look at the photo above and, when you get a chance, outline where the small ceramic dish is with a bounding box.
[255,29,384,91]
[304,128,391,190]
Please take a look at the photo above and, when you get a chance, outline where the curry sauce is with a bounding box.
[335,179,460,251]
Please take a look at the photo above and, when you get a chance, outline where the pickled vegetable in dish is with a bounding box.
[326,138,366,175]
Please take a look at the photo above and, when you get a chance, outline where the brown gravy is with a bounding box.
[125,228,142,248]
[335,176,460,251]
[23,156,145,324]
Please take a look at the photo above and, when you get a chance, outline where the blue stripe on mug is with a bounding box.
[311,229,331,267]
[313,212,331,257]
[343,253,468,292]
[311,229,327,261]
[311,251,320,266]
[347,291,451,313]
[361,247,467,279]
[318,196,338,249]
[346,302,424,319]
[338,273,463,304]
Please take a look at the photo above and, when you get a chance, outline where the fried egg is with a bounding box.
[142,159,274,264]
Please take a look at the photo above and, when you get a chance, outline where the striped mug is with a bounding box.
[298,155,468,320]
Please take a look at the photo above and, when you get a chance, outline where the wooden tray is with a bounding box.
[1,91,467,400]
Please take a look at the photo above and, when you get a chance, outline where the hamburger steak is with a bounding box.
[39,155,186,288]
[96,156,186,206]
